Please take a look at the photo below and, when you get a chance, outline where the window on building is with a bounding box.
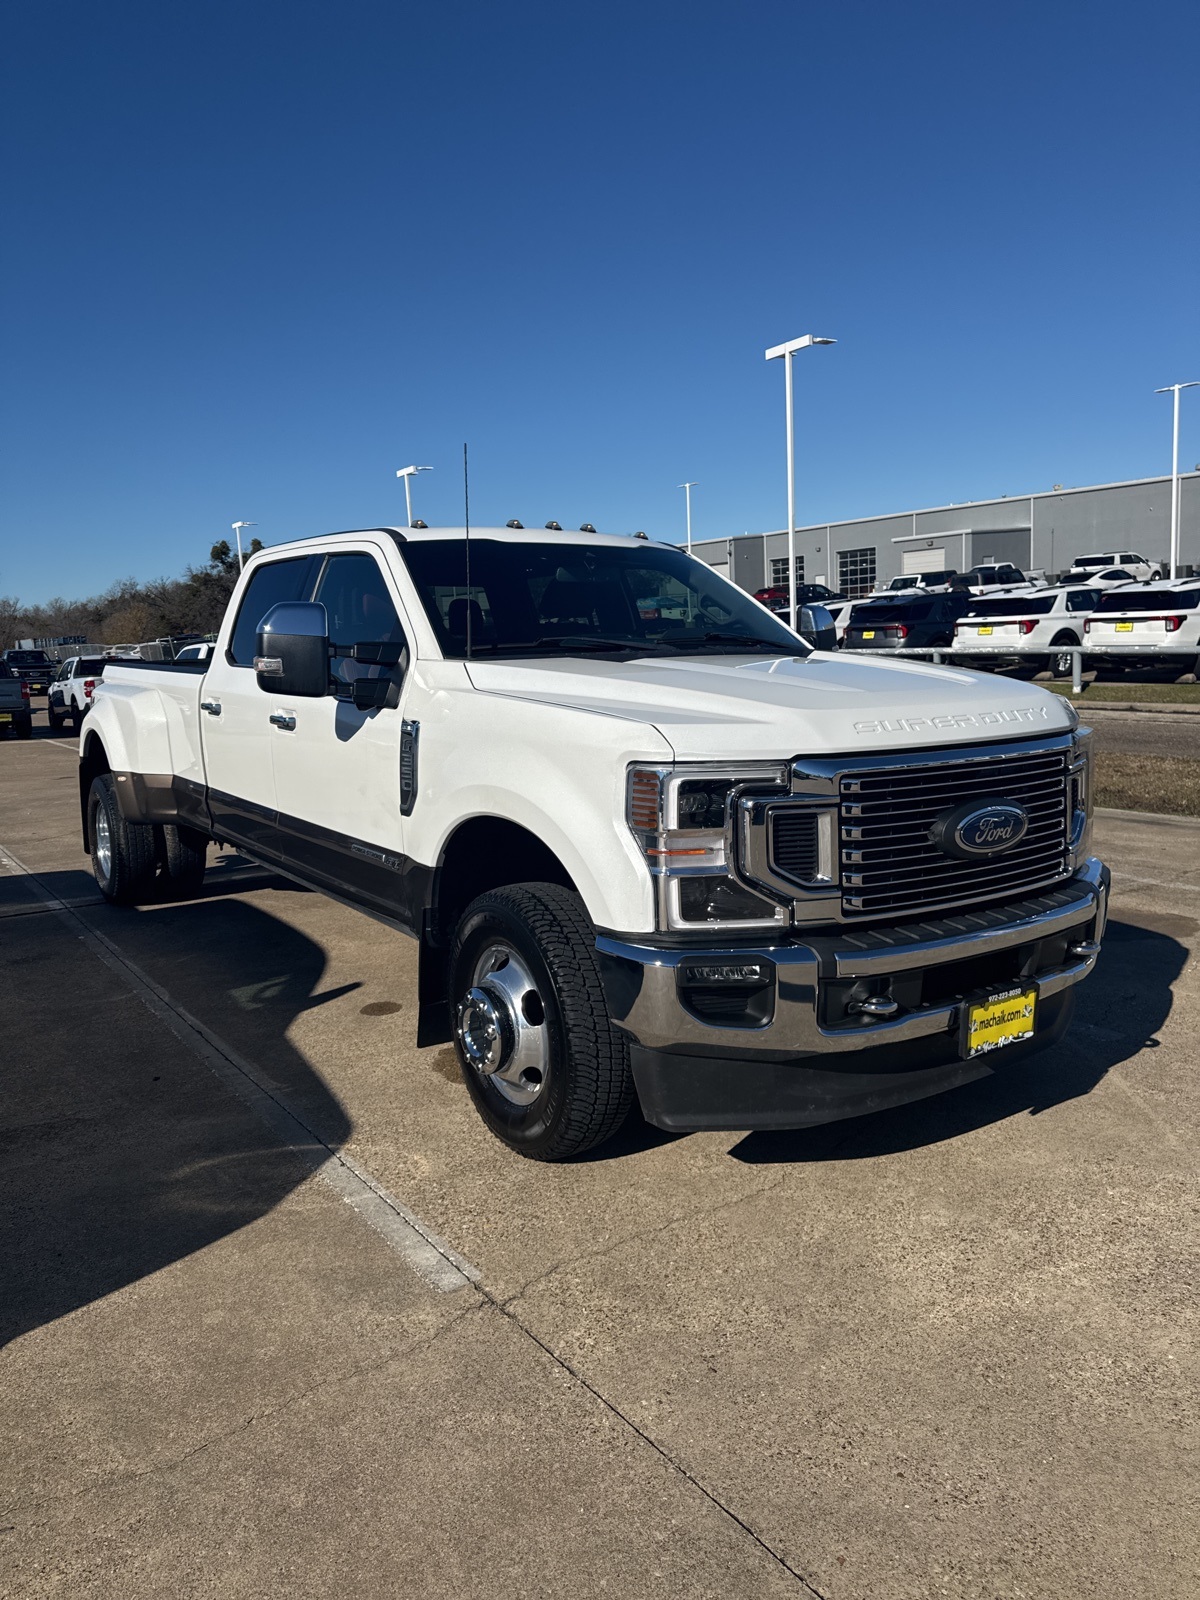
[838,547,877,598]
[769,556,804,589]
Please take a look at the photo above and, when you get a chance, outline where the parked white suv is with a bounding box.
[1067,551,1163,583]
[953,586,1103,676]
[1084,579,1200,671]
[75,525,1108,1159]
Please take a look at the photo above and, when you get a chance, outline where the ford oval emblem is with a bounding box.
[931,799,1030,859]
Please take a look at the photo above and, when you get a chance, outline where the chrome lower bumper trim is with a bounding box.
[596,858,1108,1059]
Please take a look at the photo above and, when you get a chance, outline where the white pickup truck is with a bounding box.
[78,526,1108,1159]
[47,654,108,731]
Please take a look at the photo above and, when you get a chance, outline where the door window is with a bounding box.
[57,660,75,681]
[227,556,322,665]
[312,552,408,686]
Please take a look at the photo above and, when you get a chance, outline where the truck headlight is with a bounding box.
[1069,728,1094,862]
[627,764,790,932]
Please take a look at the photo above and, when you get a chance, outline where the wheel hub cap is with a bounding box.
[456,942,549,1106]
[94,807,112,879]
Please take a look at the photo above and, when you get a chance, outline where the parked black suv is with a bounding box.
[841,592,972,650]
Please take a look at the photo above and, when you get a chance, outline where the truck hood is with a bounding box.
[463,652,1075,759]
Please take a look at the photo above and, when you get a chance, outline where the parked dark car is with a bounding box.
[0,661,34,738]
[841,593,972,650]
[754,582,844,613]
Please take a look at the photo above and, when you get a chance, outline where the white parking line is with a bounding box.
[0,842,479,1294]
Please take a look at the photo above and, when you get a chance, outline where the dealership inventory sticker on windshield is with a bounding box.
[961,984,1037,1058]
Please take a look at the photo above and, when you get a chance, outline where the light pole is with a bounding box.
[677,481,697,552]
[1154,383,1198,578]
[764,334,836,630]
[231,521,256,572]
[396,464,432,527]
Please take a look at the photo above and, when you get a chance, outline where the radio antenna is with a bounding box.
[462,442,472,662]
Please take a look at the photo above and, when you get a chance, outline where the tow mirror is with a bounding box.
[799,604,836,651]
[254,602,330,697]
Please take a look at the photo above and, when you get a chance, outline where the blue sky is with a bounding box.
[3,0,1198,602]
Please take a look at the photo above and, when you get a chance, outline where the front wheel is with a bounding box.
[449,883,634,1160]
[88,773,158,904]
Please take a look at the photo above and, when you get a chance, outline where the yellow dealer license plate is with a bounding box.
[862,629,875,639]
[960,984,1038,1059]
[1115,621,1133,632]
[0,713,10,723]
[978,625,993,635]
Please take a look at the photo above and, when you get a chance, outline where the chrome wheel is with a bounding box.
[456,941,549,1106]
[94,804,113,881]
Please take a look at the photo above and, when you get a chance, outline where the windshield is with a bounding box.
[1096,589,1200,613]
[966,597,1055,617]
[398,539,804,658]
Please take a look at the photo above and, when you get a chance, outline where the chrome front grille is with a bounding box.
[838,746,1071,918]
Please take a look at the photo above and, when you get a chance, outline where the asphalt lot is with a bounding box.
[2,727,1197,1599]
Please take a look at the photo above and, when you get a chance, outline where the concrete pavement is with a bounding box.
[2,728,1197,1598]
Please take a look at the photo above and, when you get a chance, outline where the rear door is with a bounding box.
[199,553,321,856]
[268,545,418,924]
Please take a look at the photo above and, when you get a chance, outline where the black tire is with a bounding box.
[1049,632,1079,679]
[161,824,208,897]
[449,882,634,1161]
[15,715,33,740]
[88,773,158,905]
[71,705,86,732]
[48,703,65,731]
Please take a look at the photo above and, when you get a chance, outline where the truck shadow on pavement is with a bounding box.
[729,916,1190,1164]
[1,893,354,1347]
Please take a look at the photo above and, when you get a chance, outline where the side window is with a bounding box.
[312,552,408,686]
[58,660,75,681]
[228,556,321,665]
[1066,591,1094,612]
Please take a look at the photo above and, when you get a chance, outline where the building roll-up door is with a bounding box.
[903,547,945,575]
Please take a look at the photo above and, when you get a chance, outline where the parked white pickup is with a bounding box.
[77,525,1109,1158]
[48,655,108,731]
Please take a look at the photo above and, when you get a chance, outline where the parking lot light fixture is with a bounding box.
[396,464,432,528]
[231,521,256,572]
[1154,383,1199,579]
[677,482,697,553]
[764,335,836,629]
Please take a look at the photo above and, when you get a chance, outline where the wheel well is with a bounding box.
[78,733,110,850]
[432,817,576,939]
[417,819,578,1047]
[1050,630,1079,646]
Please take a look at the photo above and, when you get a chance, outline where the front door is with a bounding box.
[267,545,417,925]
[200,552,321,857]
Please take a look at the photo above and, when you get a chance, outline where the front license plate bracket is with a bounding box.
[959,982,1038,1059]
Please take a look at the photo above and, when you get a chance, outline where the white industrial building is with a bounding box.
[690,471,1200,597]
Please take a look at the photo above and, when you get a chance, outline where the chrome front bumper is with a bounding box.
[596,857,1109,1060]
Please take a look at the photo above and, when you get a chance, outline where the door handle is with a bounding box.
[200,700,222,716]
[269,712,296,731]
